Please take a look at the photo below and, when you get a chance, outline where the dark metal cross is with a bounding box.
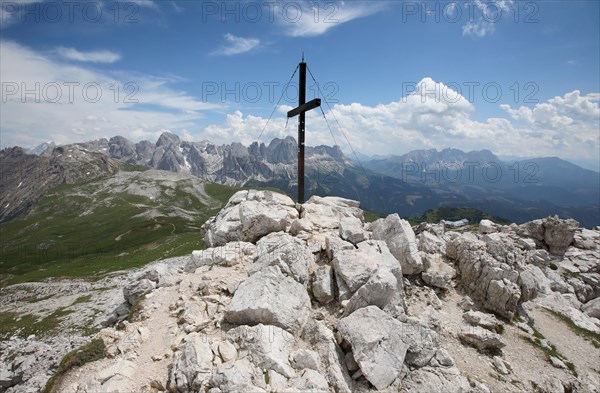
[287,55,321,204]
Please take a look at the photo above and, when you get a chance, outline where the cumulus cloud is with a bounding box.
[2,40,598,168]
[212,34,260,56]
[0,40,221,148]
[199,78,599,166]
[55,47,121,63]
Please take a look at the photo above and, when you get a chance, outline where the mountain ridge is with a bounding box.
[7,133,599,227]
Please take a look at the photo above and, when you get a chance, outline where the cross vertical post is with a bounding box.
[298,60,306,204]
[287,56,321,204]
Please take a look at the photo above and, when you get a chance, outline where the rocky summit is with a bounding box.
[1,190,599,393]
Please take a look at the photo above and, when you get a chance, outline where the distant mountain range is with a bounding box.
[6,134,600,227]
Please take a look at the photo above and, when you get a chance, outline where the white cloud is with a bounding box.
[462,0,515,38]
[128,0,159,10]
[0,40,221,148]
[212,34,260,56]
[55,47,122,63]
[279,1,387,37]
[199,78,599,166]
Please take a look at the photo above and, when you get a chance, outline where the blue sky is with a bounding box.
[1,0,599,170]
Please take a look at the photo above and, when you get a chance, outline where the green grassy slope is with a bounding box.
[0,173,247,286]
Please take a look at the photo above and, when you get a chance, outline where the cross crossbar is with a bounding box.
[287,98,321,118]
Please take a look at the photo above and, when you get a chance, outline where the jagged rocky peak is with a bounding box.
[108,135,136,160]
[266,135,297,164]
[155,131,181,148]
[34,190,599,393]
[26,140,55,156]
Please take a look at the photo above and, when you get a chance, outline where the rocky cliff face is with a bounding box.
[75,132,349,187]
[5,191,597,393]
[0,145,119,223]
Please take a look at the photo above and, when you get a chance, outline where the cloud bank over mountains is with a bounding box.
[1,40,598,168]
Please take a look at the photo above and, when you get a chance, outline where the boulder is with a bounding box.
[239,200,298,243]
[332,240,401,294]
[343,269,401,316]
[372,213,424,274]
[203,190,298,246]
[459,327,507,351]
[418,231,446,254]
[463,311,501,331]
[312,266,335,304]
[250,232,313,284]
[123,278,155,306]
[290,369,329,392]
[168,333,213,392]
[301,320,353,393]
[301,195,363,229]
[225,266,310,333]
[209,358,264,392]
[185,242,255,272]
[479,219,497,234]
[582,297,600,319]
[339,216,367,245]
[337,306,410,390]
[227,324,296,378]
[290,349,321,372]
[518,265,551,302]
[289,218,314,236]
[543,216,579,254]
[518,219,545,241]
[448,234,521,318]
[401,367,476,393]
[421,253,456,290]
[216,341,237,363]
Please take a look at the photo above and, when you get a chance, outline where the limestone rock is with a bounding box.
[290,369,329,392]
[239,200,298,243]
[185,242,255,272]
[339,216,367,245]
[225,266,310,333]
[227,324,296,378]
[418,231,446,254]
[290,349,321,372]
[312,265,335,304]
[448,234,521,318]
[337,306,409,390]
[372,213,424,274]
[401,367,476,393]
[463,311,501,331]
[302,320,353,393]
[479,219,497,234]
[301,195,363,229]
[543,216,579,254]
[459,327,507,351]
[209,358,264,392]
[123,278,155,306]
[250,232,313,284]
[518,265,551,302]
[203,190,298,246]
[421,253,456,290]
[582,297,600,319]
[168,333,213,392]
[343,269,400,316]
[217,341,237,363]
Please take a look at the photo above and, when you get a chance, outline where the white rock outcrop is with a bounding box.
[224,266,311,333]
[10,190,599,393]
